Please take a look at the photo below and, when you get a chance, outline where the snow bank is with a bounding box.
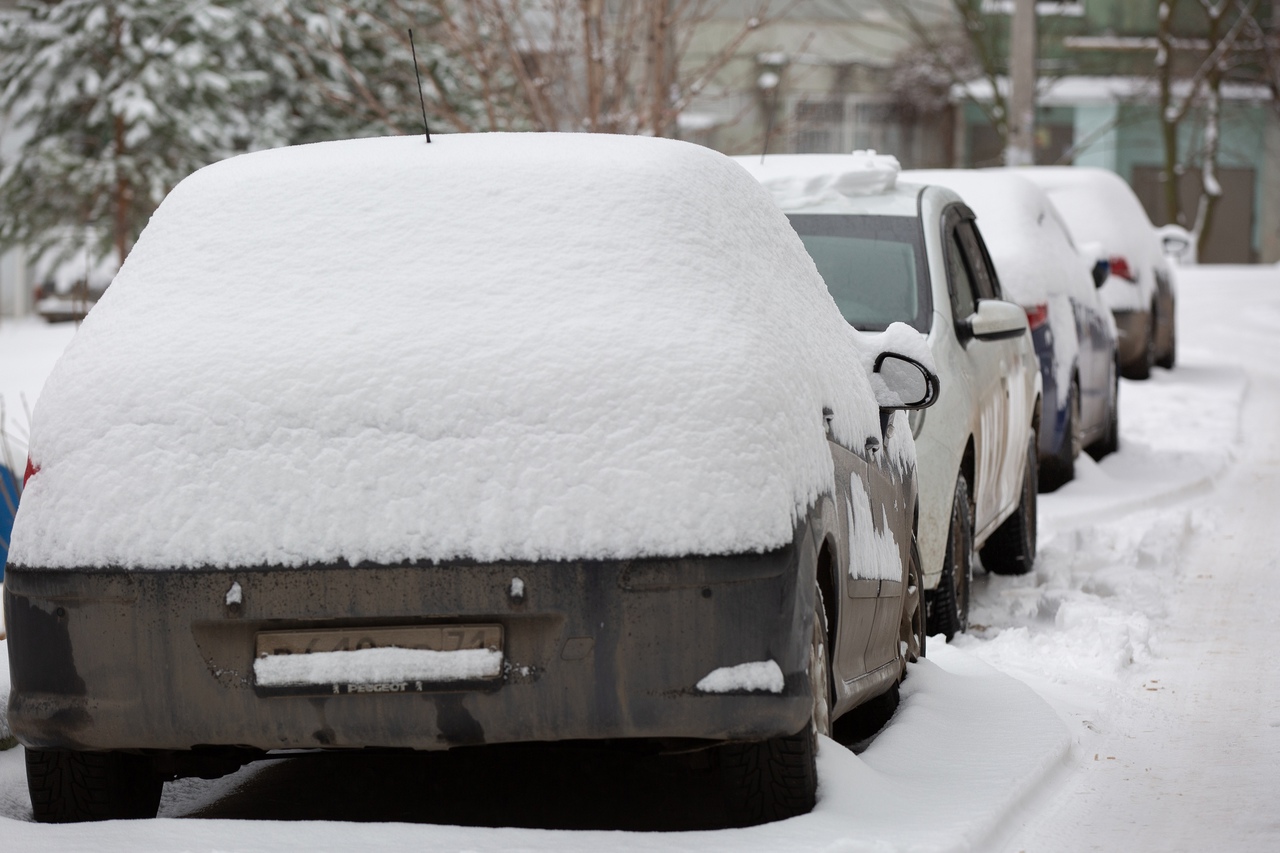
[13,133,891,570]
[731,151,901,210]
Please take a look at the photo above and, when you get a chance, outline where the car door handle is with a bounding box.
[865,436,880,453]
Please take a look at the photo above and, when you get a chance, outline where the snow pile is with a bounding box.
[1011,167,1165,312]
[13,133,890,570]
[254,647,504,688]
[732,151,900,209]
[695,660,784,694]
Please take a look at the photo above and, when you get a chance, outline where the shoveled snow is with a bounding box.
[12,133,891,570]
[253,647,504,688]
[732,151,901,210]
[695,660,785,694]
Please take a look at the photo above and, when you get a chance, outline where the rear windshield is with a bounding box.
[786,214,931,333]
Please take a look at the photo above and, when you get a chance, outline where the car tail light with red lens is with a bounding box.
[1108,255,1136,282]
[23,457,38,488]
[1025,303,1050,330]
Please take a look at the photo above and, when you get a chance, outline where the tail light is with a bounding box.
[1025,303,1050,331]
[1108,255,1136,282]
[23,457,38,488]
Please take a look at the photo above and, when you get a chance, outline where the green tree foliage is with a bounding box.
[0,1,493,274]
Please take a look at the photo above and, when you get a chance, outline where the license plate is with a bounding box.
[255,624,502,657]
[253,624,504,696]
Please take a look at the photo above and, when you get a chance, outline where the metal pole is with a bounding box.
[1007,0,1037,166]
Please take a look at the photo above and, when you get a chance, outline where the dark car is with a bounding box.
[5,133,937,825]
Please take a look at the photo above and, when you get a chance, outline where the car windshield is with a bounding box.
[786,214,930,333]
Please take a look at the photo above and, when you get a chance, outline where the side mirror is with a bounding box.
[872,352,940,410]
[967,299,1028,341]
[1091,258,1110,288]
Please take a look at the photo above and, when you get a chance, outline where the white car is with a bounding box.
[903,169,1121,490]
[736,153,1042,639]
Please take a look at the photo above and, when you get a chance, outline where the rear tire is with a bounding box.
[1156,319,1176,369]
[719,591,828,825]
[926,475,973,641]
[981,433,1039,576]
[27,748,162,823]
[1087,361,1120,459]
[902,537,926,663]
[1124,308,1157,380]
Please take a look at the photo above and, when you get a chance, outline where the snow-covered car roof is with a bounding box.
[1010,167,1164,273]
[14,133,893,570]
[902,169,1096,307]
[732,152,919,215]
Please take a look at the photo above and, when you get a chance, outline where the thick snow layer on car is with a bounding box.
[732,151,901,210]
[695,660,785,694]
[13,133,890,570]
[253,647,504,688]
[1010,166,1163,312]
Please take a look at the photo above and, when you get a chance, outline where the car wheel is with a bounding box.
[719,590,827,825]
[980,433,1039,576]
[27,748,163,823]
[926,474,973,641]
[1087,361,1120,459]
[1040,379,1078,492]
[1124,308,1157,380]
[901,536,926,663]
[1156,316,1176,369]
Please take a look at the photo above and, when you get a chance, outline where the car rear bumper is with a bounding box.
[1112,309,1153,371]
[4,536,816,754]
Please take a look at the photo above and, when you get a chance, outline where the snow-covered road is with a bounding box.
[0,264,1277,851]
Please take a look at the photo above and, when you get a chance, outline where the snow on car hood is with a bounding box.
[14,133,889,570]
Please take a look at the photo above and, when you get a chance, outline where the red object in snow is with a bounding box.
[23,457,38,488]
[1024,303,1050,331]
[1108,255,1136,282]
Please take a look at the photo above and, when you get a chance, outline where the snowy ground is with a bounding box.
[0,264,1277,851]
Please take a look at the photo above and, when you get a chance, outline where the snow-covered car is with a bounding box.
[1014,167,1176,379]
[735,153,1042,641]
[5,133,939,825]
[903,169,1120,489]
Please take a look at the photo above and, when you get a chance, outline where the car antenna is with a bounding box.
[408,29,432,143]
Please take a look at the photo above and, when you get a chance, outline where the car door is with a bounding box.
[826,427,903,709]
[956,216,1033,529]
[941,209,1007,535]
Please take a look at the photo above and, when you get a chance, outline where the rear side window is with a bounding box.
[946,230,978,319]
[956,220,1002,301]
[786,213,932,333]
